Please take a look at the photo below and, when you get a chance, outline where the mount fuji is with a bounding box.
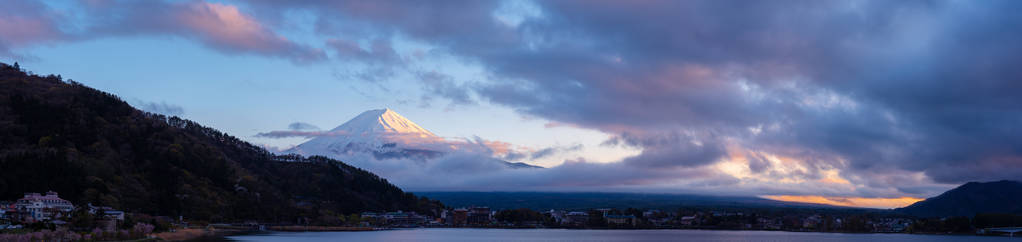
[285,108,541,169]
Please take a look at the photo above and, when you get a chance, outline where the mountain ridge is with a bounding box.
[415,191,860,211]
[896,180,1022,218]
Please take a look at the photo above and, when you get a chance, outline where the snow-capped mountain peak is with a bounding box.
[330,108,437,138]
[286,108,445,160]
[285,108,540,169]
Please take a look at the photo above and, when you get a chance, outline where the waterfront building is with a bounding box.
[15,191,74,223]
[382,211,428,225]
[451,208,468,225]
[565,211,589,225]
[467,207,492,225]
[606,215,636,226]
[547,210,566,224]
[680,215,698,226]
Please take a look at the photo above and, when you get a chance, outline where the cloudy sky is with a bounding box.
[4,0,1022,208]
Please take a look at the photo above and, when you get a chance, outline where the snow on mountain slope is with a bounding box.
[331,108,436,137]
[285,108,540,169]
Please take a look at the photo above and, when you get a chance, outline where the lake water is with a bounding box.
[223,228,1015,242]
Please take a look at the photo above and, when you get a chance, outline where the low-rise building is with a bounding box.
[382,211,427,225]
[606,215,636,226]
[86,203,125,221]
[15,191,73,223]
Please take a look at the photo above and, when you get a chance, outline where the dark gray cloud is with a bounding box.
[417,71,475,106]
[530,144,583,160]
[288,122,320,131]
[326,38,405,83]
[327,38,402,65]
[254,130,347,139]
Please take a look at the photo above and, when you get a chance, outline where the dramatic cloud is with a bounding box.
[9,0,1022,201]
[235,0,1022,199]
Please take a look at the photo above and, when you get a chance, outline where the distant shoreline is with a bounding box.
[184,226,998,239]
[266,226,380,232]
[193,227,1010,241]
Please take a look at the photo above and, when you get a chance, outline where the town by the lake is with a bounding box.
[2,189,1021,240]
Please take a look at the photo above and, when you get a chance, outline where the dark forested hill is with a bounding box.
[896,180,1022,218]
[0,62,442,223]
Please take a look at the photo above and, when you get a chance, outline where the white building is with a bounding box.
[15,191,74,222]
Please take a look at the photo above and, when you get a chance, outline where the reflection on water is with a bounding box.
[223,228,1014,242]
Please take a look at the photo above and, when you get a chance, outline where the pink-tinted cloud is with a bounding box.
[0,0,70,58]
[135,1,327,63]
[172,2,324,62]
[1,0,325,63]
[0,16,64,46]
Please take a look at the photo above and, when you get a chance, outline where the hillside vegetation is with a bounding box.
[0,62,442,224]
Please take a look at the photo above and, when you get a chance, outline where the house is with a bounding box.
[606,215,636,226]
[15,191,74,223]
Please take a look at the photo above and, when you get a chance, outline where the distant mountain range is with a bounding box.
[285,108,541,169]
[0,63,442,222]
[422,181,1022,216]
[415,192,852,211]
[896,180,1022,218]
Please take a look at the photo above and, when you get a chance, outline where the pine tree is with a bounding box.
[13,62,20,71]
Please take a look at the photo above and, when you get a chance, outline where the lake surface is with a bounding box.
[223,228,1015,242]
